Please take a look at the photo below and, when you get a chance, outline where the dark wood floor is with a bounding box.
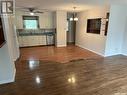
[1,46,127,95]
[19,45,102,63]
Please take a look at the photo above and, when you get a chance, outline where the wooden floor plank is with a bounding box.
[0,46,127,95]
[19,45,102,63]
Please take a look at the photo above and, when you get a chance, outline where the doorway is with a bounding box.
[67,13,76,45]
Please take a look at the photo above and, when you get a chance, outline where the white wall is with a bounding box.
[76,7,109,56]
[0,45,15,84]
[76,5,127,57]
[0,16,16,84]
[105,5,127,56]
[56,11,67,47]
[15,11,55,29]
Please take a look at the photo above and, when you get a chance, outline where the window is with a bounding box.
[23,16,39,29]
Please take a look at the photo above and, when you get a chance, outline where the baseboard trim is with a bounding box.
[104,53,123,57]
[76,44,105,57]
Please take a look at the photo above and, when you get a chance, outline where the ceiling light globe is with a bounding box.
[70,18,73,21]
[74,17,78,21]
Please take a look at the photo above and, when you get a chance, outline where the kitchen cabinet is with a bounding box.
[18,35,49,47]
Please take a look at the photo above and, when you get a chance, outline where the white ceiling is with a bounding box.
[15,0,127,12]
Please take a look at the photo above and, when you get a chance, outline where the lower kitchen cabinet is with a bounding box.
[18,35,50,47]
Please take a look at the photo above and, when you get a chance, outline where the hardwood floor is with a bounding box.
[1,46,127,95]
[20,45,102,63]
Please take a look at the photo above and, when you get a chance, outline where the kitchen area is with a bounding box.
[15,10,56,47]
[17,29,56,47]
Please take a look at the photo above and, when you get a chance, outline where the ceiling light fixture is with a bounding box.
[30,12,34,16]
[70,7,78,21]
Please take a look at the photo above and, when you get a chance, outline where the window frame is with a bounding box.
[22,16,40,29]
